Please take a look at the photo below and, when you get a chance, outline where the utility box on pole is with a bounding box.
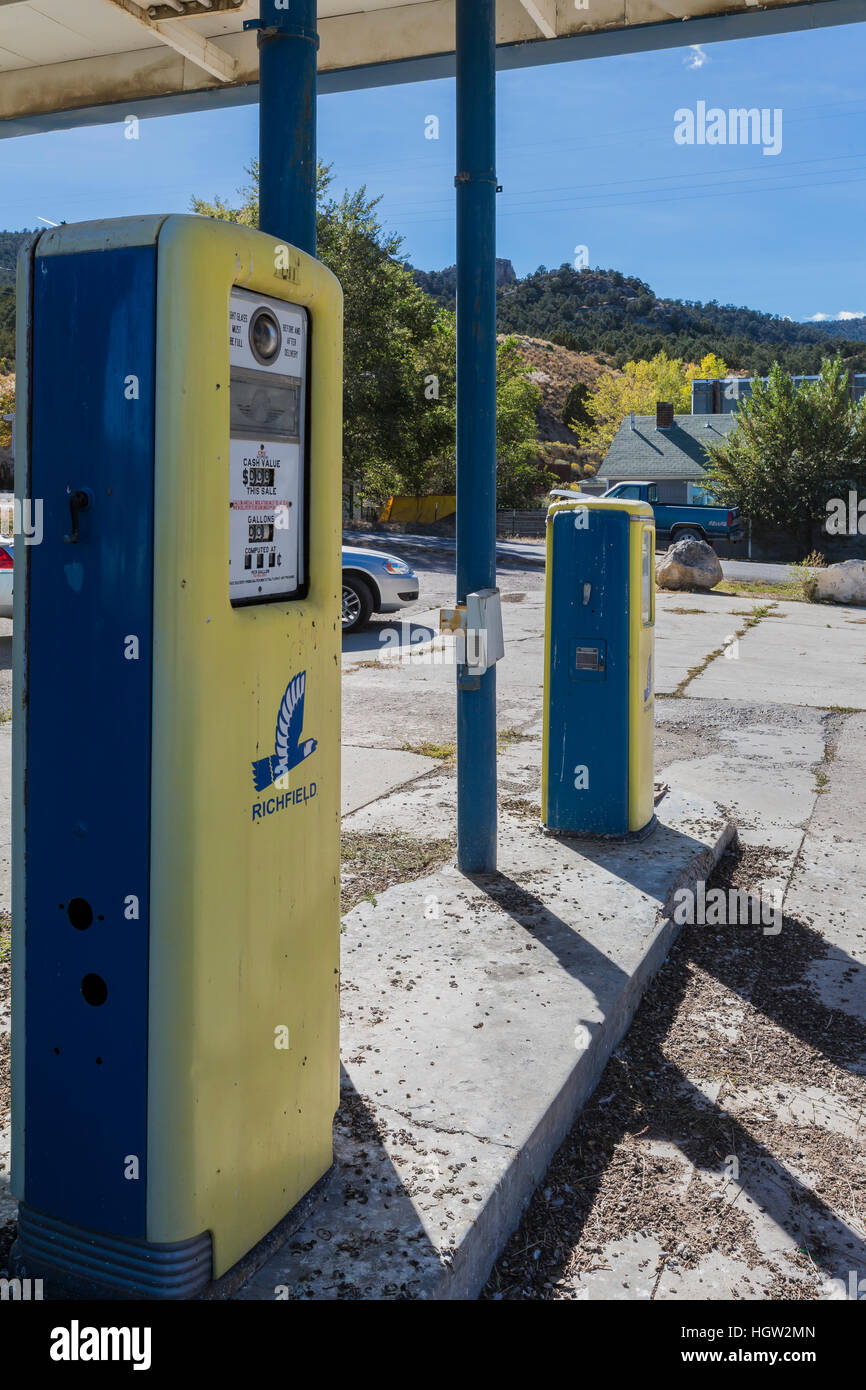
[11,215,343,1297]
[542,497,656,839]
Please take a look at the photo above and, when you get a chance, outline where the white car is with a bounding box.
[0,537,11,618]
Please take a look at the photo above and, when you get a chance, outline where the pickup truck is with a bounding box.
[602,481,744,549]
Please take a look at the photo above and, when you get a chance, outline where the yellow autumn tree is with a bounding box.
[574,351,729,454]
[686,352,729,386]
[0,373,14,450]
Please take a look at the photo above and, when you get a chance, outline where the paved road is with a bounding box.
[344,528,796,583]
[721,557,795,582]
[344,527,544,568]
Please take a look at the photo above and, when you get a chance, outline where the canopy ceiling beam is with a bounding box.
[98,0,238,82]
[518,0,558,39]
[146,2,242,19]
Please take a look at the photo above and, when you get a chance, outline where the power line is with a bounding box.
[384,164,866,230]
[370,148,866,224]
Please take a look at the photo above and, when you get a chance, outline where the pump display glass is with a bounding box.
[228,288,308,605]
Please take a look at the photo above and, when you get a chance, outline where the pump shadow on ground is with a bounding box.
[342,619,439,659]
[469,869,638,996]
[235,1069,443,1300]
[481,889,866,1298]
[467,816,727,992]
[554,818,731,917]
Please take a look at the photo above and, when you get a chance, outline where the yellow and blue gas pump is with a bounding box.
[542,496,656,839]
[10,216,343,1297]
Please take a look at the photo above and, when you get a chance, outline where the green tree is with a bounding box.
[562,381,591,430]
[361,307,456,501]
[492,335,546,507]
[703,357,866,548]
[193,164,451,500]
[364,324,545,507]
[193,164,542,507]
[0,286,15,368]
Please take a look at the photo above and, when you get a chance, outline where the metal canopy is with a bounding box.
[1,0,864,137]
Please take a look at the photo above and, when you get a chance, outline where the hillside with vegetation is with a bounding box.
[412,261,866,376]
[504,335,614,477]
[410,258,518,302]
[3,210,864,502]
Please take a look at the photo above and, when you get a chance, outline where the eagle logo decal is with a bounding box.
[251,671,318,793]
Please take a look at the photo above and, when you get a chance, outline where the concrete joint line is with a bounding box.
[675,605,775,698]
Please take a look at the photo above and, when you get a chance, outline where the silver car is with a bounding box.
[0,537,11,618]
[341,545,419,633]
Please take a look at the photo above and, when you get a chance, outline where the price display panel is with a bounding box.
[228,288,308,605]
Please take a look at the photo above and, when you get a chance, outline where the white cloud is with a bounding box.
[807,310,866,321]
[684,44,708,70]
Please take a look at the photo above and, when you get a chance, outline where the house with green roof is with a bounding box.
[597,406,738,505]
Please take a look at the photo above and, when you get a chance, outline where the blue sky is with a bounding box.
[2,23,866,323]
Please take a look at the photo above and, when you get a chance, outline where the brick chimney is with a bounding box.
[656,401,674,430]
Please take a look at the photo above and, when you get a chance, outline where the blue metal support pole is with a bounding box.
[257,0,318,252]
[455,0,498,874]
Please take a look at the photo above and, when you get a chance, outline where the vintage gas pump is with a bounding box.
[542,496,656,839]
[10,216,343,1296]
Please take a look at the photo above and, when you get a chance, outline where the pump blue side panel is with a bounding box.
[546,509,629,834]
[24,246,155,1235]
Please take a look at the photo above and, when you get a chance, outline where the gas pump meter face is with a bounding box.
[229,288,308,605]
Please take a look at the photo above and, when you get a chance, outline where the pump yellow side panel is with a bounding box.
[628,519,655,832]
[146,217,342,1275]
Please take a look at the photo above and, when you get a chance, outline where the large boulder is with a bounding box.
[815,559,866,605]
[655,537,723,591]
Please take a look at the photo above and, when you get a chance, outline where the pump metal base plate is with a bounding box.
[540,813,659,844]
[10,1203,212,1301]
